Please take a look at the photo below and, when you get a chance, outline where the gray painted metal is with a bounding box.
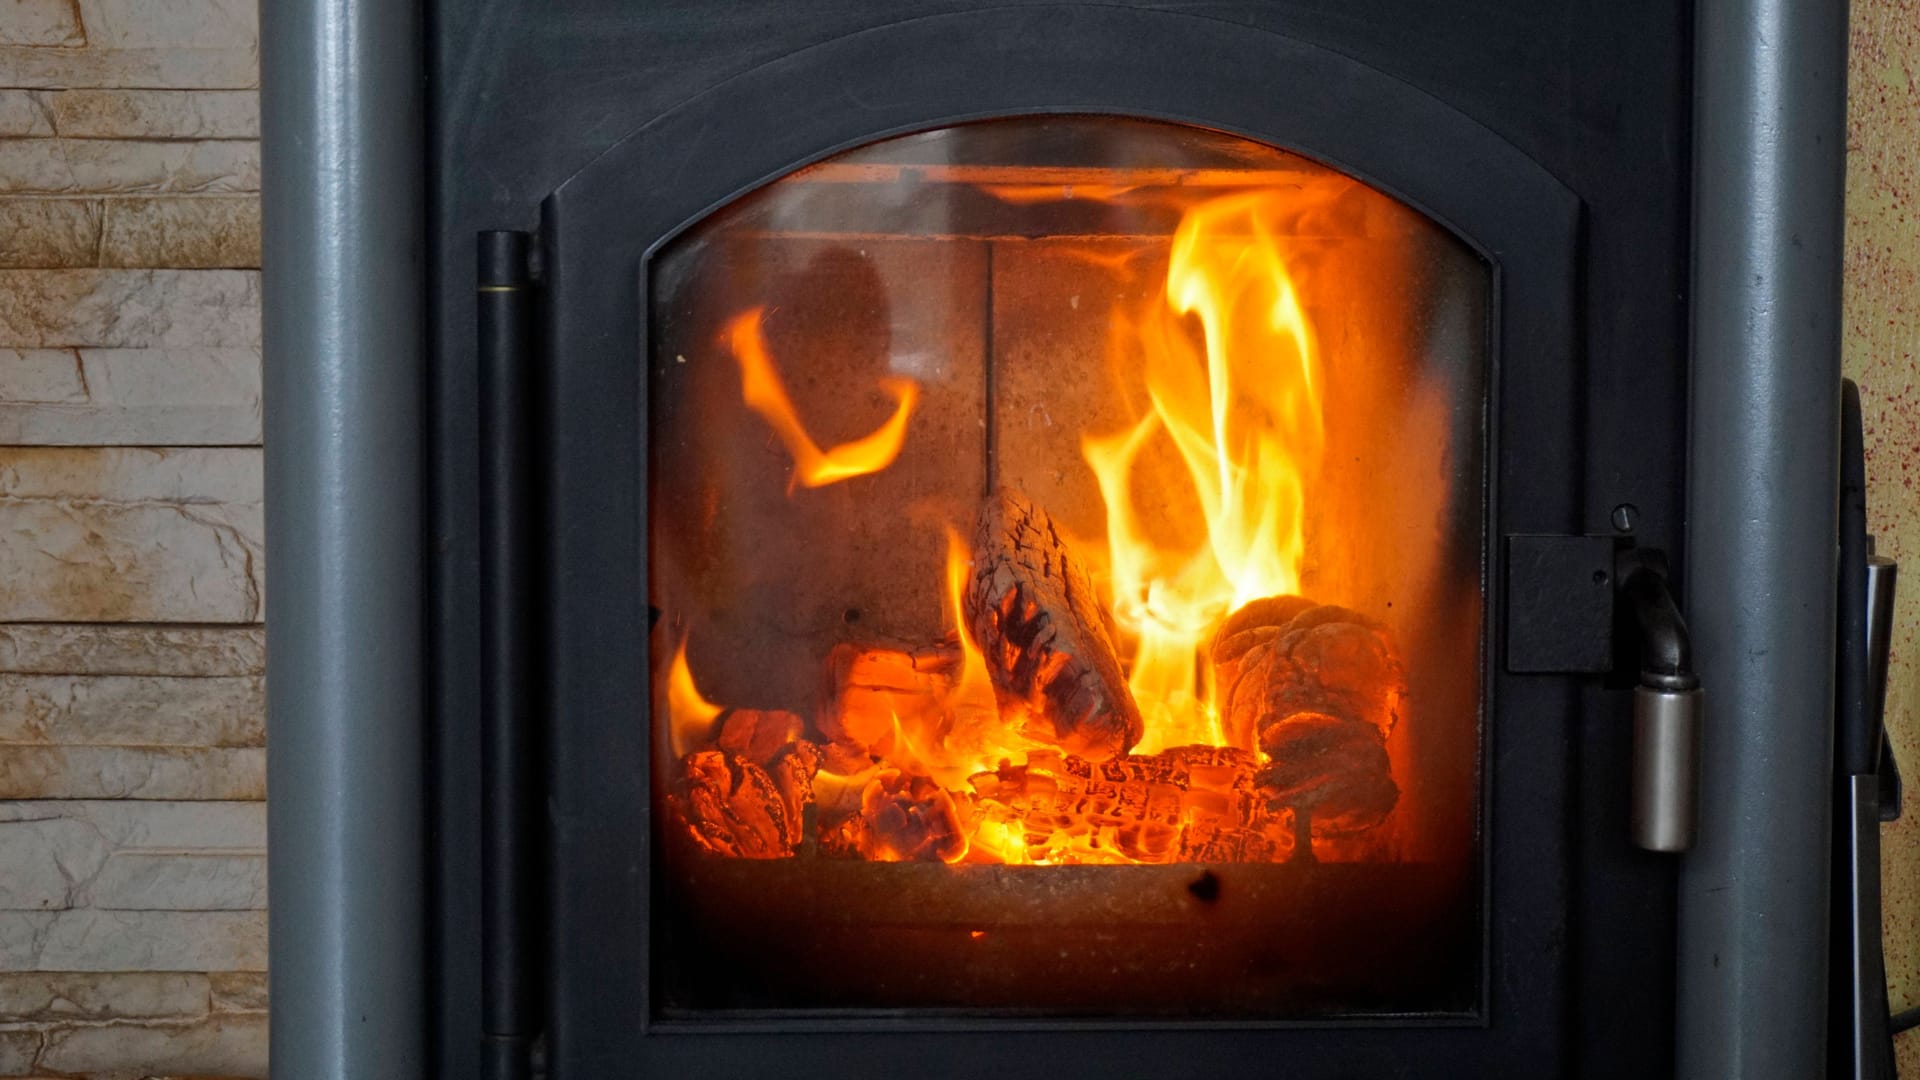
[1680,0,1849,1073]
[261,0,426,1075]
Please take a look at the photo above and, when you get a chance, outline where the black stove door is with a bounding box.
[537,9,1579,1076]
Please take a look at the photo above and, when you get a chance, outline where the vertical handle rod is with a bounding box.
[479,230,538,1080]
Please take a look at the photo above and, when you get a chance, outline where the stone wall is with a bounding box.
[0,1,266,1077]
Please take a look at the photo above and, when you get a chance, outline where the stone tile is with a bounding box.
[0,200,102,268]
[0,347,261,444]
[0,973,210,1021]
[75,0,256,50]
[0,348,86,403]
[0,674,264,747]
[99,196,259,269]
[0,625,265,677]
[0,0,83,46]
[0,448,262,622]
[0,500,262,622]
[0,800,265,850]
[0,813,103,910]
[0,803,266,911]
[46,89,256,139]
[85,852,265,911]
[40,1014,268,1079]
[0,46,258,90]
[0,91,55,137]
[0,445,259,500]
[0,1027,39,1075]
[0,910,266,971]
[0,270,258,348]
[0,138,258,195]
[206,972,263,1013]
[0,746,265,800]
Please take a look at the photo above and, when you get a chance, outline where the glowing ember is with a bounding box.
[724,306,920,491]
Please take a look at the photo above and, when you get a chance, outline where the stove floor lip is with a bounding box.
[640,1009,1486,1035]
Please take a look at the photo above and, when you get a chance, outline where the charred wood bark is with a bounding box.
[821,768,968,863]
[1218,602,1407,749]
[669,718,821,859]
[1213,600,1405,861]
[1258,713,1398,863]
[962,490,1142,760]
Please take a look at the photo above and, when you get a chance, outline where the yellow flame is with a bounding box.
[724,307,920,491]
[942,528,997,712]
[666,638,723,758]
[1084,190,1324,753]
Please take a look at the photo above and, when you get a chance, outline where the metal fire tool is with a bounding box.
[1830,379,1899,1080]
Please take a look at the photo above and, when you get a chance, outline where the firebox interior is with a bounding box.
[645,116,1489,1017]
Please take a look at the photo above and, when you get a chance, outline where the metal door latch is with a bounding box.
[1504,536,1702,851]
[1616,549,1702,853]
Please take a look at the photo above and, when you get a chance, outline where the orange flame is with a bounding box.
[673,187,1338,866]
[724,307,920,491]
[1085,190,1324,753]
[667,638,723,758]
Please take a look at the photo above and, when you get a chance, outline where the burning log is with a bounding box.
[1213,600,1405,861]
[821,769,968,863]
[670,708,821,859]
[1217,601,1406,746]
[674,750,781,857]
[1256,713,1398,863]
[963,491,1142,760]
[1210,594,1319,745]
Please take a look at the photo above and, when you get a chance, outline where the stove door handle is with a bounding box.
[1618,550,1702,853]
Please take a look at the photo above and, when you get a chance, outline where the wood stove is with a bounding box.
[258,0,1859,1077]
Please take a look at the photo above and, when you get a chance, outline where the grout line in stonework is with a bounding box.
[0,620,264,627]
[0,444,265,451]
[0,618,263,626]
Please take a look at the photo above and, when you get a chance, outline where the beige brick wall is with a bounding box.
[0,1,266,1077]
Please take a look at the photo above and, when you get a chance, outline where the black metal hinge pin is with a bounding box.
[478,229,540,1080]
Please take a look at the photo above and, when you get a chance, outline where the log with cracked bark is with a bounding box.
[1214,600,1406,750]
[669,709,822,859]
[1257,713,1398,863]
[1211,598,1405,861]
[962,490,1143,761]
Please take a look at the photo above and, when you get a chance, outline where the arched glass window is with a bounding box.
[647,116,1487,1017]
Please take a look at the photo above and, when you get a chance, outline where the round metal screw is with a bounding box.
[1611,503,1639,533]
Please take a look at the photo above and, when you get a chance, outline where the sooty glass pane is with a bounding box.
[646,116,1489,1019]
